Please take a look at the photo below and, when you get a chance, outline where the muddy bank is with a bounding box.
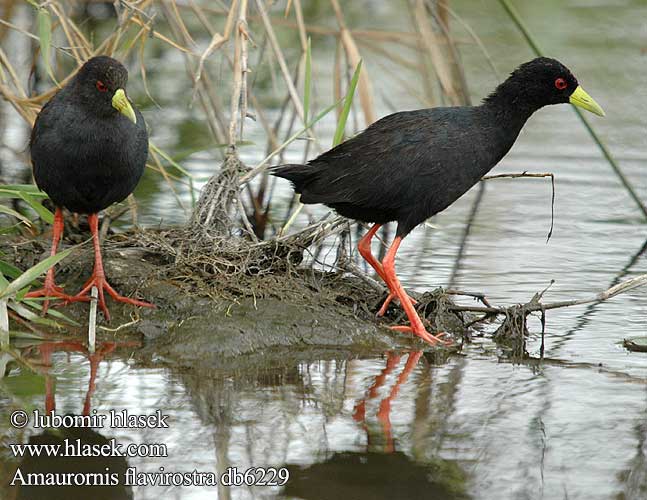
[5,231,468,369]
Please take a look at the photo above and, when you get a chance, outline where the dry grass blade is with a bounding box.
[411,0,463,105]
[228,0,249,145]
[329,0,375,125]
[255,0,306,123]
[128,16,196,55]
[193,0,239,90]
[239,100,340,185]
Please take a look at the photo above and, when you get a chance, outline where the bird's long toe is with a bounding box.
[389,325,451,346]
[72,274,155,322]
[25,284,79,315]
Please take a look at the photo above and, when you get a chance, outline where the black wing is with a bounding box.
[277,107,474,211]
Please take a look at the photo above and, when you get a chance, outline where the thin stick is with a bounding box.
[0,299,8,348]
[193,0,238,92]
[237,196,258,241]
[482,171,555,241]
[482,172,553,180]
[255,0,306,122]
[449,273,647,315]
[88,287,98,354]
[228,0,248,147]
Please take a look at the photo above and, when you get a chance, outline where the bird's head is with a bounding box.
[73,56,137,124]
[485,57,605,117]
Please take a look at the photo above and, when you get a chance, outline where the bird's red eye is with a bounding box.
[96,80,107,92]
[554,78,567,90]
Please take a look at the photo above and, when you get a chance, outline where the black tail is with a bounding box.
[269,164,314,194]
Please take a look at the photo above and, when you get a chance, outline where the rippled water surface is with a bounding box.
[1,1,646,499]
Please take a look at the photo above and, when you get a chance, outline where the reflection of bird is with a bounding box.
[273,58,604,344]
[26,56,154,320]
[13,427,132,500]
[284,451,470,500]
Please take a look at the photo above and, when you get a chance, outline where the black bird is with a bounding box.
[272,57,605,344]
[26,56,154,320]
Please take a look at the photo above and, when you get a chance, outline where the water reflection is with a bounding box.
[352,351,423,453]
[282,351,470,500]
[13,426,133,500]
[1,341,645,499]
[284,450,469,500]
[5,341,139,500]
[20,340,140,416]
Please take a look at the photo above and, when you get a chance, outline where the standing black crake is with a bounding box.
[27,56,154,320]
[272,57,605,344]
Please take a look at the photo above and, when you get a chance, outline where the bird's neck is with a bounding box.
[472,99,538,174]
[482,95,539,125]
[481,78,545,127]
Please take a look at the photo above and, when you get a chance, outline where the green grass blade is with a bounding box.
[0,260,22,281]
[0,248,73,300]
[7,301,65,329]
[23,299,80,326]
[497,0,647,220]
[333,60,362,147]
[18,192,53,224]
[304,37,312,124]
[36,7,57,85]
[0,185,48,198]
[9,330,46,340]
[241,98,344,184]
[149,142,195,178]
[0,205,33,227]
[0,300,8,346]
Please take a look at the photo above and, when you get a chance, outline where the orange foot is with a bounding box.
[377,292,418,317]
[72,273,155,322]
[389,325,451,346]
[25,281,89,315]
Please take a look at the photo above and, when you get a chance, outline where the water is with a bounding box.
[1,1,646,499]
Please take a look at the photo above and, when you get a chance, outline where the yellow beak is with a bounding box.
[569,85,605,117]
[111,88,137,124]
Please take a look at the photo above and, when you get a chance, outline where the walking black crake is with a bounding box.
[272,57,605,344]
[27,56,154,321]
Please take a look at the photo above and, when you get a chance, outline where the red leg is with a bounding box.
[25,208,80,314]
[381,236,449,345]
[357,224,416,317]
[358,224,387,281]
[71,213,154,321]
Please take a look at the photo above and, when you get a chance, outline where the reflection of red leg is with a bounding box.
[72,214,154,321]
[83,342,117,416]
[38,343,56,414]
[382,237,449,345]
[25,208,80,314]
[377,351,422,452]
[357,224,416,317]
[352,353,401,423]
